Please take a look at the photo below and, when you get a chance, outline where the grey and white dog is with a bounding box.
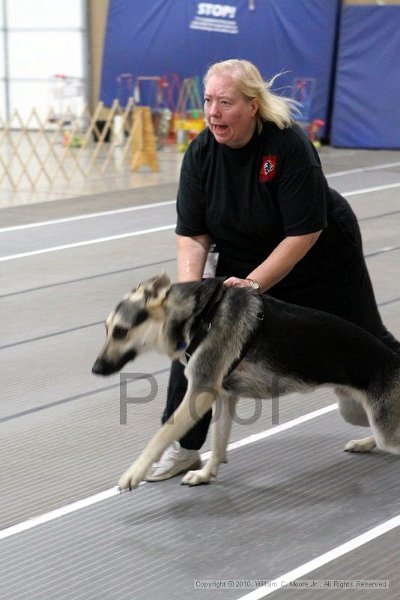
[92,274,400,491]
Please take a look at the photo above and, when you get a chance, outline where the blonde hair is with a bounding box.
[203,59,299,132]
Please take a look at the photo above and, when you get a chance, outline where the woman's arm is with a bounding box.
[225,230,322,292]
[176,234,211,282]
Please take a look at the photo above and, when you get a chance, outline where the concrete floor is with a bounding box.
[1,145,400,599]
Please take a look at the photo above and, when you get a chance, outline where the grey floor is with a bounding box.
[1,146,400,599]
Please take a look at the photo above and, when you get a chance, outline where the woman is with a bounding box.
[145,59,400,481]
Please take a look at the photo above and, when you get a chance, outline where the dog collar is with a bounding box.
[183,281,264,373]
[176,340,188,351]
[184,281,225,362]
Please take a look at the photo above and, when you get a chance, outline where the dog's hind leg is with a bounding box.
[335,388,370,427]
[339,397,377,451]
[341,382,400,455]
[334,387,376,453]
[344,435,376,453]
[363,390,400,456]
[182,394,237,486]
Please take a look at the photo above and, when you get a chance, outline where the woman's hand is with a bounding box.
[224,277,254,288]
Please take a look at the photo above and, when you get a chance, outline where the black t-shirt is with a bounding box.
[176,121,359,291]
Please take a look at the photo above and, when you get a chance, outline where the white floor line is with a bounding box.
[0,403,336,541]
[1,166,400,235]
[0,200,176,233]
[344,182,400,196]
[0,224,175,263]
[202,404,337,458]
[327,160,400,178]
[0,488,120,541]
[238,515,400,599]
[2,180,400,264]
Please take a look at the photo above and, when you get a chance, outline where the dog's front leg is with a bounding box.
[182,394,237,486]
[118,387,217,491]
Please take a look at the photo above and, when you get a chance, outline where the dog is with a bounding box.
[92,273,400,491]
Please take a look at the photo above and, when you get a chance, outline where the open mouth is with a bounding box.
[212,124,228,134]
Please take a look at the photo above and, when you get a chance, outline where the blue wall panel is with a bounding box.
[331,6,400,148]
[101,0,339,128]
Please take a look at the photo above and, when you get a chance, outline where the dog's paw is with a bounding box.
[344,436,376,453]
[118,470,141,491]
[181,468,214,486]
[118,461,148,491]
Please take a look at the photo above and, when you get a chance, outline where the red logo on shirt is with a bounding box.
[259,155,277,182]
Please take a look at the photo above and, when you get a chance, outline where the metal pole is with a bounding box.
[2,0,10,120]
[82,0,90,114]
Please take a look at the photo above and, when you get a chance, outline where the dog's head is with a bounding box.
[92,273,171,376]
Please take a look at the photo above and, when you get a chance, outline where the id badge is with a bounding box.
[202,243,219,278]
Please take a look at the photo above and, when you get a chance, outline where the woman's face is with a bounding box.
[204,73,259,148]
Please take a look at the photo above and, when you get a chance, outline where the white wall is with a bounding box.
[0,0,87,121]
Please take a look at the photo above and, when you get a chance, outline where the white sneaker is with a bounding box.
[145,441,201,481]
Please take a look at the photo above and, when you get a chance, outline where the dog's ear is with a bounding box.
[152,272,171,295]
[143,273,171,305]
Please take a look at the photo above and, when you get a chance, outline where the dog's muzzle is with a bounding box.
[92,350,137,376]
[92,358,115,376]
